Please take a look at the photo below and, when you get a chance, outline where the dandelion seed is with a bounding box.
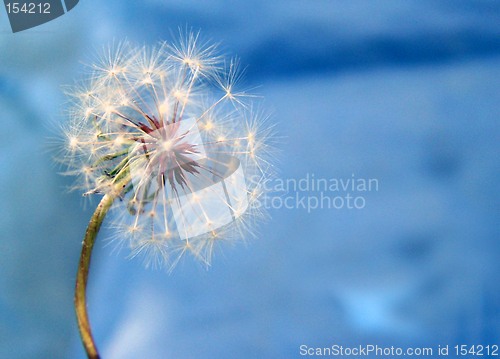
[57,32,278,358]
[58,32,278,269]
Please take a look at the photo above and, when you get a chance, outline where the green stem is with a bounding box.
[75,180,129,359]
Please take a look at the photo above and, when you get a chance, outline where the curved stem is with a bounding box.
[75,181,129,359]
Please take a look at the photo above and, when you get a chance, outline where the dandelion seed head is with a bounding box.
[58,31,278,269]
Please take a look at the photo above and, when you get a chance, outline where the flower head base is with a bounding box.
[59,34,277,268]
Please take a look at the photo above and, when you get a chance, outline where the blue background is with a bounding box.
[1,1,500,358]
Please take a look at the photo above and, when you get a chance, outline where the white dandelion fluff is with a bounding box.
[59,32,278,358]
[59,33,277,269]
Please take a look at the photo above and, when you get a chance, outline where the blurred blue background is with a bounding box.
[1,1,500,358]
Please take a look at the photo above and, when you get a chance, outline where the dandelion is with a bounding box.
[58,32,277,358]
